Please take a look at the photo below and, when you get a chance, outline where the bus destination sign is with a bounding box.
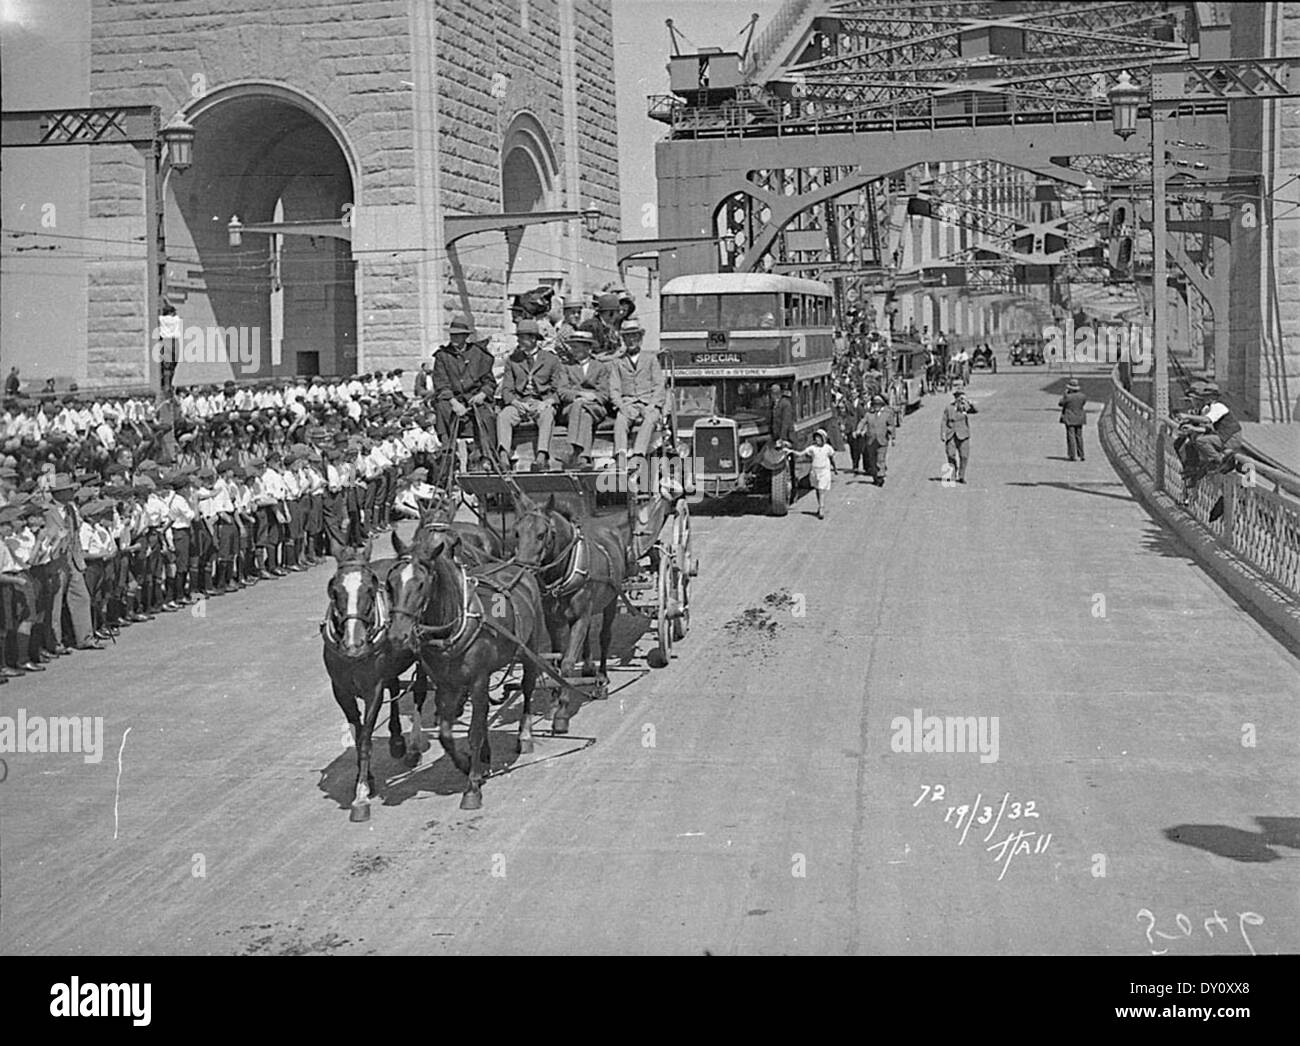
[693,352,743,365]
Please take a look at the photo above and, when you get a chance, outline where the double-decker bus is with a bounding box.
[659,273,835,515]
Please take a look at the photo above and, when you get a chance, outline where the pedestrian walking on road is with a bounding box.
[796,428,837,519]
[855,394,897,486]
[940,388,978,484]
[1058,379,1087,461]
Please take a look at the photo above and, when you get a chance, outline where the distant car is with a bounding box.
[1010,339,1045,366]
[971,346,997,372]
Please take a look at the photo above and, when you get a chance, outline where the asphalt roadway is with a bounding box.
[2,369,1297,955]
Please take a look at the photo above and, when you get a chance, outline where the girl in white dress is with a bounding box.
[797,428,837,519]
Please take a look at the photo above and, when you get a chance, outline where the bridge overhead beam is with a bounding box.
[657,119,1148,279]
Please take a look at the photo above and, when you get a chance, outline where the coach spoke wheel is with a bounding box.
[672,572,690,642]
[653,554,673,668]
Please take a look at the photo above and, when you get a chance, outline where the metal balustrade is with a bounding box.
[1109,371,1300,597]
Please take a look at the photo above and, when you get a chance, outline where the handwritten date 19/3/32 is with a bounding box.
[913,784,1051,881]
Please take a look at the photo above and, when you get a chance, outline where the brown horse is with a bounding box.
[321,541,428,821]
[386,527,548,809]
[512,485,681,734]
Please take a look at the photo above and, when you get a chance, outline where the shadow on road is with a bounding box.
[1005,480,1133,503]
[1163,817,1300,863]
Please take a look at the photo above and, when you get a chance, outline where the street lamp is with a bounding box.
[1080,179,1102,214]
[227,215,244,248]
[1108,70,1142,140]
[1110,68,1171,485]
[160,112,195,172]
[581,208,601,235]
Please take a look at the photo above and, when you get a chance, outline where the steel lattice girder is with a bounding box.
[753,1,1192,128]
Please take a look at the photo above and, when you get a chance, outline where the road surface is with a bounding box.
[2,369,1296,955]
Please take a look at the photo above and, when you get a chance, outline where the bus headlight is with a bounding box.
[738,440,755,460]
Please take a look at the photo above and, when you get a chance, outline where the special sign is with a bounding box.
[693,353,742,365]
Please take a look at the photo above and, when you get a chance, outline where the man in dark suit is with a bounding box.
[558,330,612,468]
[1058,378,1087,461]
[768,383,795,448]
[431,317,497,465]
[498,319,563,470]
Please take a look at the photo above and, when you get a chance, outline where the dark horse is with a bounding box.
[322,541,428,821]
[512,484,681,734]
[386,526,548,810]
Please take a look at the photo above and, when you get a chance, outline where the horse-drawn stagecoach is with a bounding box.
[322,442,695,820]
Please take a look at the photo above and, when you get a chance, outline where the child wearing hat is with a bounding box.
[795,429,838,519]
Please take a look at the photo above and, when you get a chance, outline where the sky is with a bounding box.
[613,0,783,236]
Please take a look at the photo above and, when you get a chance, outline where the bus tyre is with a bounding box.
[770,464,790,517]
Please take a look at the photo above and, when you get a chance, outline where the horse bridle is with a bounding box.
[389,552,483,658]
[518,507,581,587]
[322,565,390,656]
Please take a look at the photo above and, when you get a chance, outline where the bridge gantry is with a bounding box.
[649,1,1236,358]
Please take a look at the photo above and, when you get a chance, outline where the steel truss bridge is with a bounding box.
[647,1,1262,353]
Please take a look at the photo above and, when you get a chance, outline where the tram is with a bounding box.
[890,335,929,410]
[659,273,835,515]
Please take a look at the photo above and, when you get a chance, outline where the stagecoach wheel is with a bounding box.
[653,553,673,667]
[769,462,790,517]
[672,571,690,642]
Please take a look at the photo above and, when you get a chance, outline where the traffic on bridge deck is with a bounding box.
[1,0,1298,1000]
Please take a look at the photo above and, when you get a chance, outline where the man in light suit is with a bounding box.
[558,330,613,468]
[939,387,979,484]
[611,320,669,463]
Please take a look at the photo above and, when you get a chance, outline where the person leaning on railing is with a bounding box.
[1172,381,1245,495]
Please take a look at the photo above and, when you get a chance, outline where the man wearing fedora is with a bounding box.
[1058,379,1088,462]
[940,386,979,484]
[1173,381,1243,488]
[498,318,562,471]
[432,316,497,469]
[610,320,669,467]
[558,329,613,468]
[855,393,898,487]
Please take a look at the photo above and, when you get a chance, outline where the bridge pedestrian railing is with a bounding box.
[1109,370,1300,598]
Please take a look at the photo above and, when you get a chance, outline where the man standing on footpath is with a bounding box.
[940,387,979,484]
[1058,378,1087,461]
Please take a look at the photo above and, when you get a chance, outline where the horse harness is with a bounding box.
[394,552,536,663]
[321,565,391,657]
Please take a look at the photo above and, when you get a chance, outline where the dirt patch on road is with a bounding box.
[223,923,355,956]
[721,589,798,646]
[348,853,393,877]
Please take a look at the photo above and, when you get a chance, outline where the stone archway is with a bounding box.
[500,111,563,296]
[164,82,358,383]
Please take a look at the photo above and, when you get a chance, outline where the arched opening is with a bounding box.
[499,112,562,297]
[164,86,357,384]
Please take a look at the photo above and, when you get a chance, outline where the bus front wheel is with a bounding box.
[770,464,790,517]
